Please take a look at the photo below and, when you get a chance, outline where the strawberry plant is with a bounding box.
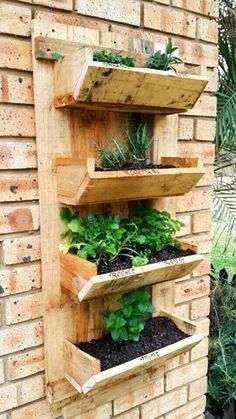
[103,289,155,342]
[93,50,136,67]
[146,41,182,71]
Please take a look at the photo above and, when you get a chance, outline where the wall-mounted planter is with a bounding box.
[64,310,204,394]
[60,242,204,301]
[54,47,208,114]
[55,156,205,205]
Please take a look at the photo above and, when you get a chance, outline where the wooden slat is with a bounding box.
[56,157,205,205]
[54,47,208,114]
[64,310,204,394]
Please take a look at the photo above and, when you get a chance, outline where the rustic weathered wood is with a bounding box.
[64,310,204,394]
[54,47,208,114]
[55,157,205,205]
[60,242,203,301]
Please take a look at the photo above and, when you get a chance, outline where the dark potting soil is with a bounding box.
[78,316,189,370]
[96,246,195,275]
[95,163,175,172]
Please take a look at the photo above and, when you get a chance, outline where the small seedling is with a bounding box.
[146,41,182,71]
[103,289,155,342]
[93,50,136,67]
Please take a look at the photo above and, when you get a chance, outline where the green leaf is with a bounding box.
[60,207,73,224]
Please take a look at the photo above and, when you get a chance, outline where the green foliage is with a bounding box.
[146,41,182,71]
[60,207,183,266]
[93,50,136,67]
[207,268,236,416]
[95,123,153,170]
[103,289,155,342]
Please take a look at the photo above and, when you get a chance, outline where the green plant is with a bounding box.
[207,267,236,416]
[93,50,136,67]
[95,123,153,170]
[60,207,184,268]
[103,289,155,342]
[146,41,182,71]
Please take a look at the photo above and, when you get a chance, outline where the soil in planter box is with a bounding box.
[96,246,195,275]
[95,163,176,172]
[78,316,188,370]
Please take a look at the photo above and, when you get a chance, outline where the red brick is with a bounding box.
[178,142,215,165]
[11,400,59,419]
[172,0,218,17]
[0,264,41,297]
[144,3,196,38]
[174,38,218,67]
[198,18,218,43]
[165,358,208,390]
[0,37,32,71]
[191,338,209,361]
[75,0,140,26]
[195,119,216,141]
[7,347,44,380]
[5,292,42,325]
[191,297,210,320]
[0,204,39,234]
[176,214,191,237]
[186,95,217,117]
[176,189,212,212]
[166,396,206,419]
[175,276,210,304]
[0,106,35,137]
[0,3,31,37]
[140,387,187,419]
[16,375,45,406]
[193,255,211,277]
[34,0,72,10]
[0,172,38,202]
[192,212,212,233]
[178,117,194,140]
[0,320,43,356]
[2,235,41,265]
[0,72,33,104]
[197,166,214,187]
[0,140,37,170]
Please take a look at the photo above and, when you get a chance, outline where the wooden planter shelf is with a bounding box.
[64,310,204,394]
[54,47,208,114]
[55,156,205,205]
[60,242,203,301]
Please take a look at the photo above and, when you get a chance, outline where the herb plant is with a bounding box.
[95,123,153,170]
[60,207,184,268]
[146,41,182,71]
[103,289,155,342]
[93,50,136,67]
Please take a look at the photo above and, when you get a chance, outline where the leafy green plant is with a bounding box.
[95,123,153,170]
[146,41,182,71]
[93,50,136,67]
[103,289,155,342]
[60,207,184,268]
[207,267,236,416]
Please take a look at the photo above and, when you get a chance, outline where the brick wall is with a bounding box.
[0,0,217,418]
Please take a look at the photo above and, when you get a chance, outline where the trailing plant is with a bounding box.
[93,50,136,67]
[95,123,153,170]
[146,40,182,71]
[103,289,155,342]
[60,207,184,267]
[207,266,236,417]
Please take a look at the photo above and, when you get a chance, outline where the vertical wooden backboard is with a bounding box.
[32,20,178,406]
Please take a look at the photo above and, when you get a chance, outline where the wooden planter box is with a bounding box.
[64,310,204,394]
[55,156,205,205]
[60,242,203,301]
[54,47,208,114]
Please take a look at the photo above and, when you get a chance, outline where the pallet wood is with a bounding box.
[64,310,204,394]
[60,242,203,301]
[54,47,208,114]
[55,156,204,205]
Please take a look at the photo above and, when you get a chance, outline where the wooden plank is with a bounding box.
[64,311,204,394]
[54,47,208,114]
[56,157,205,205]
